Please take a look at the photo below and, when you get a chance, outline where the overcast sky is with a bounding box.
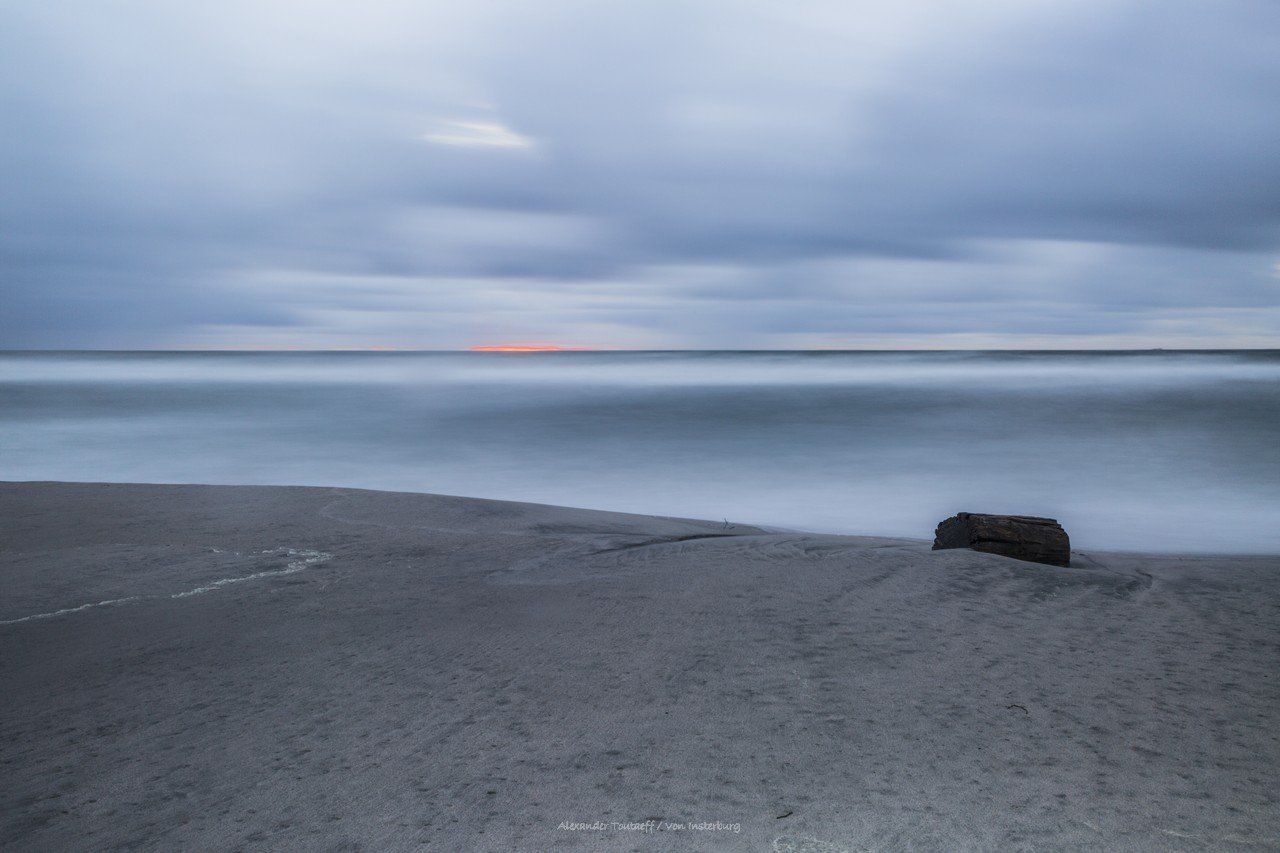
[2,0,1278,349]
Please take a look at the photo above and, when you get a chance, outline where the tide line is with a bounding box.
[0,548,332,626]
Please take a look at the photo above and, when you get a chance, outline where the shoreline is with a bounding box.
[5,479,1274,558]
[3,481,1278,849]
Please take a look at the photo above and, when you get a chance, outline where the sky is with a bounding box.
[2,0,1279,349]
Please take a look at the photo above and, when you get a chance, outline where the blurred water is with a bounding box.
[2,350,1277,552]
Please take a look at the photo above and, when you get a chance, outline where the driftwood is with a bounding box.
[933,512,1070,567]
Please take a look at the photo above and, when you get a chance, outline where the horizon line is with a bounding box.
[3,347,1279,354]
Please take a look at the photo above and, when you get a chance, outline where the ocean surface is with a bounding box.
[2,350,1278,552]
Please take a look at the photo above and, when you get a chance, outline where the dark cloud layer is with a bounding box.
[2,0,1278,348]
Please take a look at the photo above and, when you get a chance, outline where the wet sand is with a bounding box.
[2,482,1278,851]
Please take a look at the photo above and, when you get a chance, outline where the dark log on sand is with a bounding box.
[933,512,1070,567]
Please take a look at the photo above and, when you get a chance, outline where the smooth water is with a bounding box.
[2,350,1277,552]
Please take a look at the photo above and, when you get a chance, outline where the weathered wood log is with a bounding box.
[932,512,1070,566]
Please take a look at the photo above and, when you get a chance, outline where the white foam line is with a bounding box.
[0,549,331,625]
[0,596,142,625]
[171,550,330,598]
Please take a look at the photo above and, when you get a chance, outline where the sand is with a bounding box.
[1,482,1278,851]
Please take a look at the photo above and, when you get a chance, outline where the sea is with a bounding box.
[2,350,1277,553]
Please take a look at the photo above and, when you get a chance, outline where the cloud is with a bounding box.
[422,119,535,150]
[1,0,1278,347]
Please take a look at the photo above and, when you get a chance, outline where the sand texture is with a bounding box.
[1,482,1278,851]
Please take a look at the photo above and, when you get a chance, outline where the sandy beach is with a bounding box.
[2,481,1278,851]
